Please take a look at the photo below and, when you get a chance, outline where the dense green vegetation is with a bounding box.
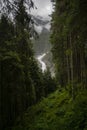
[0,0,87,130]
[51,0,87,95]
[0,0,56,129]
[12,90,87,130]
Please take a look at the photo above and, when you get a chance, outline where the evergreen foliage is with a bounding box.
[0,0,87,130]
[0,1,56,129]
[51,0,87,98]
[11,90,87,130]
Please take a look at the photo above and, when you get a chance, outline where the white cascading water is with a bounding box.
[37,53,47,72]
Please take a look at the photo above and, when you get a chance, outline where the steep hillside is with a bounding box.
[12,90,87,130]
[31,15,51,56]
[33,27,51,56]
[43,51,55,76]
[32,15,53,73]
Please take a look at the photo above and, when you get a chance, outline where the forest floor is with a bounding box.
[12,89,87,130]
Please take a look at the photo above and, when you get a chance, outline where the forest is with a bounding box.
[0,0,87,130]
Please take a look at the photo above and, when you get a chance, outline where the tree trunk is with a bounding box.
[70,32,74,99]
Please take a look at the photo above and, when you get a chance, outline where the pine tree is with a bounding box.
[51,0,87,98]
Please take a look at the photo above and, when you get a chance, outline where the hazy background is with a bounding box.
[31,0,53,19]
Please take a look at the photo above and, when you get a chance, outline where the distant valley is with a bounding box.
[32,15,54,74]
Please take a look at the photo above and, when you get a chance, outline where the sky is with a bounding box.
[0,0,53,20]
[31,0,53,20]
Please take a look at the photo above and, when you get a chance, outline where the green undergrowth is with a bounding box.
[12,89,87,130]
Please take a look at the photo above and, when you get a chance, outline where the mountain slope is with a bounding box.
[33,15,50,26]
[32,15,54,73]
[12,90,87,130]
[32,15,51,55]
[33,27,51,55]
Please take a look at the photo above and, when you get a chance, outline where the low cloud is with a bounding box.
[31,0,53,19]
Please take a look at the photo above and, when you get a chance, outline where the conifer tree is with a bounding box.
[51,0,87,97]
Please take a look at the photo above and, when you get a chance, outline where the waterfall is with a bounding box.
[37,53,47,72]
